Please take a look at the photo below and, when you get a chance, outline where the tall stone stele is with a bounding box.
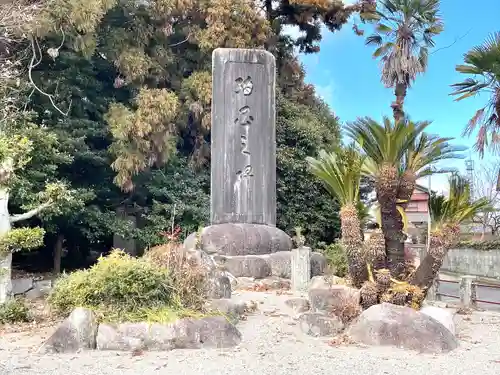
[184,48,292,257]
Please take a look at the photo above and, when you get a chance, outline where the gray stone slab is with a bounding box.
[211,48,276,226]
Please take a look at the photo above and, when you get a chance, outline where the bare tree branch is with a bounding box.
[431,28,472,55]
[10,201,52,223]
[28,33,72,116]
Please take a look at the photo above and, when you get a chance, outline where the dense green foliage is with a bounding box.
[276,95,342,245]
[0,0,380,274]
[48,250,182,322]
[318,242,348,277]
[455,239,500,250]
[0,299,31,324]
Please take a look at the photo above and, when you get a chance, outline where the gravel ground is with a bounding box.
[2,291,500,375]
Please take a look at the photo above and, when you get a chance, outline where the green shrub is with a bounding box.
[456,239,500,250]
[319,242,348,277]
[48,249,181,323]
[0,299,31,324]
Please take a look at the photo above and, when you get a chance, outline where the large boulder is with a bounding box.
[299,312,344,337]
[348,303,459,353]
[38,308,98,353]
[97,316,242,351]
[183,223,292,256]
[309,277,360,316]
[216,255,271,278]
[420,306,456,335]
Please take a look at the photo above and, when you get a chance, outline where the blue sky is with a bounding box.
[297,0,499,193]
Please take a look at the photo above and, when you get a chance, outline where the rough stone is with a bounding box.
[97,316,242,351]
[217,255,271,278]
[309,275,346,289]
[299,312,344,337]
[184,223,292,256]
[309,282,360,315]
[204,270,231,299]
[285,297,310,313]
[348,303,459,353]
[206,298,248,324]
[310,252,327,277]
[12,277,33,295]
[233,277,257,290]
[260,276,291,290]
[420,306,456,335]
[38,308,98,353]
[185,248,217,272]
[25,279,52,300]
[268,251,291,278]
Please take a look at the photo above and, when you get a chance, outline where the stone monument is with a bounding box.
[184,48,326,289]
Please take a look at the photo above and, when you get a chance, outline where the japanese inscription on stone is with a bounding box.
[211,48,276,226]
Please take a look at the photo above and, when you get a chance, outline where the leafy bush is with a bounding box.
[455,239,500,250]
[144,242,207,310]
[319,242,348,277]
[48,249,180,322]
[0,299,31,324]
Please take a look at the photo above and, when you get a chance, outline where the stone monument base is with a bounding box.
[183,223,327,283]
[183,223,293,256]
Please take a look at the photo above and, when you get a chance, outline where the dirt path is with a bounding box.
[2,292,500,375]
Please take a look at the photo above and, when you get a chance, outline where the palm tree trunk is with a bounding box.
[340,202,367,287]
[391,83,407,123]
[376,163,406,276]
[381,206,405,276]
[411,225,459,297]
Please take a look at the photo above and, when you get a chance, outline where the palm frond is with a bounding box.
[367,0,443,87]
[450,32,500,155]
[430,174,492,229]
[306,145,365,206]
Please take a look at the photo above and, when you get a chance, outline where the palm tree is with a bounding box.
[306,145,367,287]
[366,0,443,122]
[399,124,465,203]
[450,32,500,156]
[411,175,490,294]
[346,116,462,277]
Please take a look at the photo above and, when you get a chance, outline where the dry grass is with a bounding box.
[329,293,362,325]
[144,242,207,311]
[0,297,61,335]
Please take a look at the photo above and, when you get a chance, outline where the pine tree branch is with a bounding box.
[10,201,52,223]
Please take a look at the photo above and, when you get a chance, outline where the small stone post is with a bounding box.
[291,246,311,292]
[426,279,439,302]
[459,275,477,308]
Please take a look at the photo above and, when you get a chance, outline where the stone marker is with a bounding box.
[183,48,292,270]
[211,48,276,226]
[291,246,311,292]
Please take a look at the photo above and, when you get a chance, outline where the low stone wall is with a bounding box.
[441,248,500,279]
[412,245,500,279]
